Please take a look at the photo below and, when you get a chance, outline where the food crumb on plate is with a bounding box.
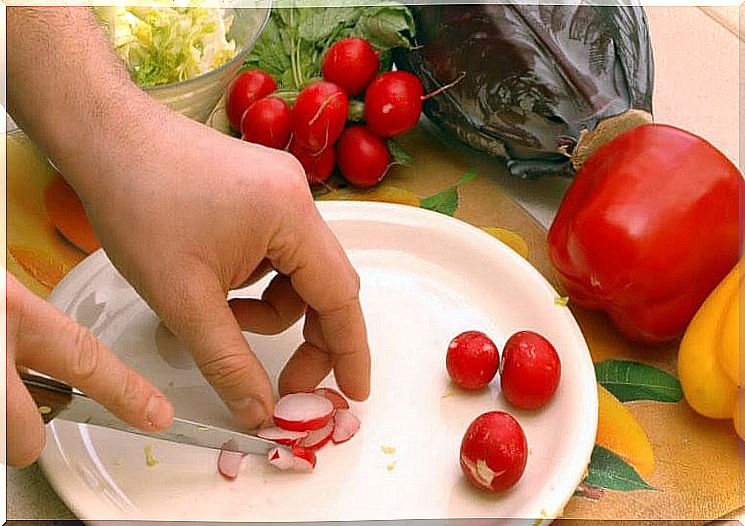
[38,406,52,415]
[386,461,397,472]
[554,296,569,307]
[380,445,397,455]
[144,445,159,467]
[441,391,455,399]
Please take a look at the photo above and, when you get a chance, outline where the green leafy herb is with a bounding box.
[244,3,415,92]
[420,169,479,216]
[388,140,412,166]
[594,360,683,403]
[584,446,655,491]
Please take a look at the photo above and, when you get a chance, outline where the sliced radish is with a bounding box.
[291,457,315,472]
[273,393,334,431]
[217,439,244,480]
[291,445,317,468]
[268,446,294,471]
[331,409,360,444]
[257,426,309,446]
[299,418,335,449]
[313,387,350,410]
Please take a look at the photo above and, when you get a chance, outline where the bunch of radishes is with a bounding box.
[218,387,360,479]
[446,330,562,493]
[226,37,433,188]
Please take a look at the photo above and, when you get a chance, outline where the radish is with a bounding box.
[500,331,561,410]
[291,445,317,471]
[289,139,336,185]
[331,409,360,444]
[226,69,277,131]
[268,446,294,471]
[446,331,500,390]
[240,97,292,150]
[460,411,527,492]
[313,387,350,410]
[364,70,464,138]
[299,417,335,449]
[322,37,380,96]
[257,426,308,446]
[336,126,391,187]
[273,392,335,432]
[217,439,244,480]
[292,81,349,152]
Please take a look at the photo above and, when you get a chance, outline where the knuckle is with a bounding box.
[68,324,102,382]
[115,370,146,411]
[197,350,251,393]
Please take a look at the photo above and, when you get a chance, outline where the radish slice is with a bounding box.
[291,457,315,472]
[218,439,244,480]
[299,418,335,449]
[257,426,308,446]
[291,445,317,468]
[268,447,294,471]
[332,409,360,444]
[273,393,334,432]
[313,387,350,409]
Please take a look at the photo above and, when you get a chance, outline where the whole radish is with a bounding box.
[240,97,292,150]
[322,37,380,96]
[364,71,423,138]
[336,126,390,187]
[446,330,500,390]
[226,69,277,131]
[500,331,561,410]
[460,411,528,492]
[290,138,336,185]
[292,81,349,153]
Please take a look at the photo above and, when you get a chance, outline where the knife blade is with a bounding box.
[21,371,285,457]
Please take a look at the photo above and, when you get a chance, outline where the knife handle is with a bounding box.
[20,372,73,424]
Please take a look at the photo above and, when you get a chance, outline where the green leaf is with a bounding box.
[388,140,412,166]
[455,168,479,186]
[298,7,360,42]
[352,6,414,49]
[595,360,683,403]
[420,187,458,216]
[584,446,655,491]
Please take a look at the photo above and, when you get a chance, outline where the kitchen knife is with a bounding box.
[21,371,285,456]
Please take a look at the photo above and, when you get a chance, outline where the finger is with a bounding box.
[6,365,46,467]
[229,274,306,335]
[13,282,174,432]
[234,258,274,290]
[270,211,370,401]
[278,310,333,395]
[156,268,275,430]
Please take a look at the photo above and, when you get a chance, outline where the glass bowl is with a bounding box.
[139,3,272,123]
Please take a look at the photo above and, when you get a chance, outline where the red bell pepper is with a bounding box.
[547,124,742,345]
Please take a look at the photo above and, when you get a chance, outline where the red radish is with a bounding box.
[331,409,360,444]
[268,446,294,471]
[460,411,527,492]
[226,69,277,131]
[273,392,335,432]
[240,97,292,149]
[322,37,380,96]
[257,426,308,446]
[313,387,350,410]
[292,81,349,152]
[291,445,317,471]
[299,418,335,449]
[217,439,244,480]
[446,331,500,390]
[336,126,390,187]
[364,71,423,138]
[500,331,561,410]
[289,139,336,185]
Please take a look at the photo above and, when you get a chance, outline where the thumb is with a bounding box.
[156,270,275,430]
[6,365,46,467]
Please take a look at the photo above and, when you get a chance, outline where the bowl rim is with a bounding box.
[144,1,273,93]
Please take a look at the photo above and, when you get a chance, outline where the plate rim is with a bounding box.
[39,200,598,523]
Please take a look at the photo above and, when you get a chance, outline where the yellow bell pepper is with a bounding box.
[678,259,742,439]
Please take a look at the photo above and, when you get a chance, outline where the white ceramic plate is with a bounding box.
[39,201,597,524]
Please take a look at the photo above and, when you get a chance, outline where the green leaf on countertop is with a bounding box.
[584,446,656,491]
[595,360,683,403]
[420,169,479,216]
[388,140,412,166]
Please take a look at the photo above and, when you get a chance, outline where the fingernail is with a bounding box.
[146,394,174,431]
[227,397,269,429]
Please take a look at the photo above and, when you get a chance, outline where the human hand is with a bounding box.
[60,104,370,431]
[6,272,174,467]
